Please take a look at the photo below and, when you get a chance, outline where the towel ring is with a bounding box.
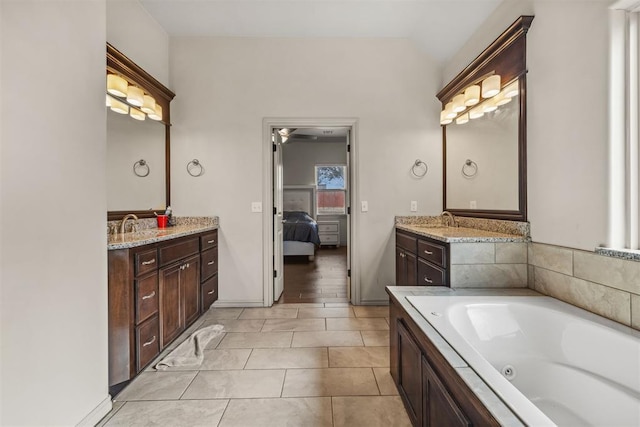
[462,159,478,178]
[187,159,204,177]
[411,159,428,178]
[133,159,150,177]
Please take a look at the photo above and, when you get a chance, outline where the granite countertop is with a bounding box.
[396,224,528,243]
[387,286,541,427]
[108,223,218,250]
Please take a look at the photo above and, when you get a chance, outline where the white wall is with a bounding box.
[169,37,443,304]
[106,0,170,86]
[0,1,110,425]
[443,0,611,251]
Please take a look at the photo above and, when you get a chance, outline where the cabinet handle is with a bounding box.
[400,253,405,258]
[141,259,156,266]
[424,250,433,255]
[207,240,215,244]
[186,263,190,268]
[142,335,156,347]
[142,291,156,300]
[208,260,215,265]
[207,289,215,295]
[424,277,433,283]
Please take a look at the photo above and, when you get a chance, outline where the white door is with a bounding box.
[346,130,352,301]
[273,129,284,301]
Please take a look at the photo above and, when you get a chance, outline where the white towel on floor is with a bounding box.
[155,324,224,370]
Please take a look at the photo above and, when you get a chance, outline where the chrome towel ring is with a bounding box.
[411,159,428,178]
[133,159,150,177]
[187,159,204,177]
[462,159,478,178]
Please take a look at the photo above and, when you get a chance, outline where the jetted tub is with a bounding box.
[406,296,640,427]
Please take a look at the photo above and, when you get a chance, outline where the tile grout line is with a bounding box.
[215,399,232,427]
[176,371,201,400]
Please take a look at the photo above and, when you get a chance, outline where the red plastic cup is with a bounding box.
[157,215,168,228]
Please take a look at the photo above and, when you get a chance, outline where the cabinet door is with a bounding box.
[159,263,182,347]
[406,251,418,286]
[422,356,471,427]
[397,320,423,426]
[396,247,407,285]
[182,254,201,327]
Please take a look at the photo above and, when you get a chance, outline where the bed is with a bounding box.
[283,187,320,260]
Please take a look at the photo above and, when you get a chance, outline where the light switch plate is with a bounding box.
[361,201,368,212]
[410,201,417,212]
[251,202,262,213]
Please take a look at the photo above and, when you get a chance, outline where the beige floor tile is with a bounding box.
[361,330,390,346]
[200,349,252,370]
[105,400,228,426]
[114,372,197,401]
[326,317,389,331]
[298,307,355,318]
[181,370,285,399]
[282,368,379,397]
[245,348,328,369]
[373,367,399,396]
[204,308,244,320]
[261,318,326,332]
[96,401,124,427]
[292,331,363,347]
[239,307,298,319]
[329,347,390,367]
[353,306,389,318]
[275,303,325,308]
[201,318,265,332]
[217,332,293,349]
[332,396,412,427]
[219,397,332,427]
[324,302,351,307]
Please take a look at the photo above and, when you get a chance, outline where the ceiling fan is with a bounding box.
[277,128,318,142]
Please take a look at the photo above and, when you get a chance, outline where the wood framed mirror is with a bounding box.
[438,16,533,222]
[106,43,175,221]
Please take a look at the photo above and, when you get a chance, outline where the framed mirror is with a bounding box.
[438,16,533,221]
[106,43,175,221]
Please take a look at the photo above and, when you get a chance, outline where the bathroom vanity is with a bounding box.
[107,220,218,394]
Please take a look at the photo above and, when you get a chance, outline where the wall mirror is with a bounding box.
[438,16,533,221]
[106,43,175,220]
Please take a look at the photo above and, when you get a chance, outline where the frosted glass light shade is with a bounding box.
[455,113,469,125]
[110,98,129,114]
[107,74,128,97]
[482,98,498,113]
[469,106,484,119]
[440,111,453,125]
[127,86,144,107]
[148,104,163,121]
[504,81,519,98]
[482,75,501,98]
[444,102,456,119]
[141,95,156,114]
[452,94,466,113]
[130,108,145,121]
[494,91,512,106]
[106,94,112,107]
[464,85,480,106]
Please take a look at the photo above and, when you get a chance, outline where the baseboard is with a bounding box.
[359,299,390,306]
[210,300,265,308]
[76,395,112,426]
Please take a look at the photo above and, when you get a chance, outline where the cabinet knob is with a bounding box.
[142,335,156,347]
[142,291,156,300]
[424,277,433,284]
[424,250,433,255]
[141,259,156,266]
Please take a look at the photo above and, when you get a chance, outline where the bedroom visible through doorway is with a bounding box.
[273,127,351,303]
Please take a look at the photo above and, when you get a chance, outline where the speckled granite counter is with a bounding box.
[108,217,218,250]
[387,286,541,427]
[396,224,528,243]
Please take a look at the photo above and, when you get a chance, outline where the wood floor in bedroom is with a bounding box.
[278,246,349,304]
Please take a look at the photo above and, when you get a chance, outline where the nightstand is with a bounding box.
[317,220,340,247]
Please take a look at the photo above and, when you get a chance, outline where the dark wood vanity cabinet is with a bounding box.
[396,230,449,287]
[108,229,218,394]
[390,297,499,427]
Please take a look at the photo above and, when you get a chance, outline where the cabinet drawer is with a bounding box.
[320,234,339,244]
[396,232,417,254]
[135,273,158,324]
[318,223,338,233]
[417,258,445,286]
[135,248,158,277]
[201,275,218,312]
[418,239,446,267]
[201,246,218,281]
[159,238,199,267]
[200,230,218,251]
[136,316,159,372]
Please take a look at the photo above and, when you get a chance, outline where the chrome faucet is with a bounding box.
[120,213,139,234]
[441,211,457,227]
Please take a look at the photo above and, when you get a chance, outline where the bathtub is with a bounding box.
[406,295,640,427]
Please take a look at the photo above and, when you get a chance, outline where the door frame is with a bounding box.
[261,117,360,306]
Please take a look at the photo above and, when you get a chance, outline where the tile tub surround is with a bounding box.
[450,242,528,288]
[529,242,640,330]
[107,216,218,250]
[396,215,530,237]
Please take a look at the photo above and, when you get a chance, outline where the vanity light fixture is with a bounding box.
[109,97,129,115]
[455,112,469,125]
[107,74,128,97]
[481,74,501,98]
[130,107,145,121]
[482,98,498,113]
[504,81,519,98]
[464,85,480,106]
[126,86,144,107]
[141,95,157,115]
[106,94,112,107]
[494,90,512,107]
[440,111,453,125]
[452,94,466,113]
[444,101,457,119]
[148,104,163,121]
[469,105,484,119]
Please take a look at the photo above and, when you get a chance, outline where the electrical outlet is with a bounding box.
[361,201,369,212]
[470,200,477,209]
[410,201,418,212]
[251,202,262,213]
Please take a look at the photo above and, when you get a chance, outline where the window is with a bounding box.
[315,165,347,215]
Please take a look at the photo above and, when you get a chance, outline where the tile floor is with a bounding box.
[99,303,411,427]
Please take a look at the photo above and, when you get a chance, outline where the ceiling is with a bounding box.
[139,0,502,62]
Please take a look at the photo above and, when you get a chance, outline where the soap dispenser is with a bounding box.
[165,206,174,226]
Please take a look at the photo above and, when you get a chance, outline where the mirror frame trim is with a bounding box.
[106,43,176,221]
[438,16,534,222]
